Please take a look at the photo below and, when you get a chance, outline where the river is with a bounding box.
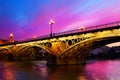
[0,59,120,80]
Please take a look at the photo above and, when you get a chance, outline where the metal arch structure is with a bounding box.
[0,47,12,54]
[59,36,120,59]
[0,47,13,61]
[15,44,53,56]
[14,45,56,61]
[58,28,120,56]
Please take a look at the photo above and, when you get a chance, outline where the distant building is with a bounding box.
[90,46,110,54]
[0,39,8,45]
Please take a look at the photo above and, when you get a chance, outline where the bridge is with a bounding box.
[0,21,120,65]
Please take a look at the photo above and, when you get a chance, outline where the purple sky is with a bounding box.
[0,0,120,40]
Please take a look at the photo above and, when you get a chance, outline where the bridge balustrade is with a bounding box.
[53,21,120,37]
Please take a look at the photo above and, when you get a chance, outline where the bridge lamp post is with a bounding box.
[49,19,55,38]
[9,33,14,43]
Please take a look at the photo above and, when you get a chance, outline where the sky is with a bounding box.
[0,0,120,40]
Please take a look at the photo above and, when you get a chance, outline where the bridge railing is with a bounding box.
[20,21,120,42]
[54,21,120,36]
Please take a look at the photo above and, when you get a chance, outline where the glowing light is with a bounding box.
[10,33,13,37]
[49,19,55,25]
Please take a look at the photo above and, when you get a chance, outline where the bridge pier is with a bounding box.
[48,57,86,66]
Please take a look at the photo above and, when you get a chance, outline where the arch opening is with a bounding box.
[0,48,13,61]
[88,42,120,60]
[15,46,57,65]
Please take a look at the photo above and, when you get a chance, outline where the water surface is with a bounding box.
[0,60,120,80]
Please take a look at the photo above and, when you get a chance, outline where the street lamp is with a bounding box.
[9,33,14,43]
[49,19,55,37]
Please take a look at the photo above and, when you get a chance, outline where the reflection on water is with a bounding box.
[0,62,16,80]
[0,60,120,80]
[85,60,120,80]
[47,65,85,80]
[0,61,48,80]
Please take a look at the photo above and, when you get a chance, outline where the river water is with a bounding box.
[0,60,120,80]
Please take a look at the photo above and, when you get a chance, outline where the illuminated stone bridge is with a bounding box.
[0,21,120,65]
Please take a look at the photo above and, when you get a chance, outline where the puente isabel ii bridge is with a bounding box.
[0,21,120,65]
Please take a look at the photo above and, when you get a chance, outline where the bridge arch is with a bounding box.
[15,45,56,64]
[58,36,120,64]
[16,44,52,55]
[0,48,12,54]
[0,48,13,60]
